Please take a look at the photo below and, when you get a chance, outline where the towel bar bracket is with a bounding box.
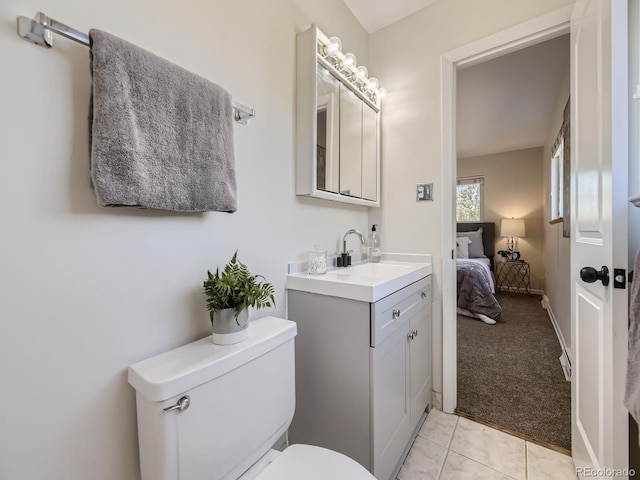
[18,12,89,48]
[233,102,255,125]
[17,13,53,48]
[16,11,255,125]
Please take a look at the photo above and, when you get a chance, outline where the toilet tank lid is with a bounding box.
[128,317,297,402]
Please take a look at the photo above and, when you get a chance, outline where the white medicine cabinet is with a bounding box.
[296,25,382,207]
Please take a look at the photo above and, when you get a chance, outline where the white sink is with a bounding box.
[285,261,432,302]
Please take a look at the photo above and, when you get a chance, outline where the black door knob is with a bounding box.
[580,266,610,286]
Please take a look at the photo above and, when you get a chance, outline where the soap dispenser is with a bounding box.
[367,225,381,263]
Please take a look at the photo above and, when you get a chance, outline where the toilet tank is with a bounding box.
[128,317,297,480]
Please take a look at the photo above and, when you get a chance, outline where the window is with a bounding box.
[550,138,564,221]
[456,176,484,222]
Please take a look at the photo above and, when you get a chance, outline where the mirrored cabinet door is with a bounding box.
[339,84,363,197]
[316,65,340,194]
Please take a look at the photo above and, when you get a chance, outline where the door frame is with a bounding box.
[440,5,574,414]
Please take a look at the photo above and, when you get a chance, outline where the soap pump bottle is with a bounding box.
[367,225,381,263]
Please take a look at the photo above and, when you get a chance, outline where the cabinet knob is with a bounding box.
[407,331,414,340]
[412,329,418,338]
[392,309,401,319]
[421,291,427,299]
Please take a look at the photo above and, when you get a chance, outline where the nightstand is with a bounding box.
[496,260,531,294]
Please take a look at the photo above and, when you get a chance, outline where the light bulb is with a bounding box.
[367,77,379,90]
[343,53,356,69]
[327,36,342,54]
[356,66,368,80]
[377,88,387,99]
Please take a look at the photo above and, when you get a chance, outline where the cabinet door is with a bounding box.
[361,103,378,201]
[409,303,431,426]
[339,84,362,197]
[371,322,410,480]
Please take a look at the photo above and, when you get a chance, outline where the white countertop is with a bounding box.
[285,260,432,303]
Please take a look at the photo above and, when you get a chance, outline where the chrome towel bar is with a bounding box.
[16,11,256,125]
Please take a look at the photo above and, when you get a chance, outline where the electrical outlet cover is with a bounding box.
[416,183,433,201]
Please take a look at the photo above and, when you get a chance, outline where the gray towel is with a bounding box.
[626,249,640,423]
[89,29,237,212]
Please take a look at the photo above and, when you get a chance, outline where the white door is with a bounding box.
[570,0,628,474]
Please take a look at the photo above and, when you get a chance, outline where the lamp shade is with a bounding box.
[501,218,525,237]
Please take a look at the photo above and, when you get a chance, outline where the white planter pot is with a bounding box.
[212,308,249,345]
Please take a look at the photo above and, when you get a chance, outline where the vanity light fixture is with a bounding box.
[317,33,386,105]
[355,65,368,80]
[326,36,342,54]
[343,53,357,69]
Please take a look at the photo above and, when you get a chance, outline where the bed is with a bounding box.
[456,222,502,324]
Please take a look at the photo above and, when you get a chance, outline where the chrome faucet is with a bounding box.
[342,229,366,254]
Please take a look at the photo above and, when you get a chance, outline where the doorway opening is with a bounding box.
[440,6,573,451]
[454,35,571,451]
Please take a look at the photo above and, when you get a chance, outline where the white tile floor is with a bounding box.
[397,410,577,480]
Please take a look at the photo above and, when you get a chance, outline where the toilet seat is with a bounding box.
[253,444,376,480]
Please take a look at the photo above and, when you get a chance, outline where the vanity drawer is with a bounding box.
[370,276,431,347]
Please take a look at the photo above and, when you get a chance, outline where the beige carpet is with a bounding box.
[456,292,571,451]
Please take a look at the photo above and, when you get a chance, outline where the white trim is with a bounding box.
[441,50,457,414]
[440,5,573,415]
[542,294,572,362]
[431,391,443,411]
[559,351,571,382]
[450,6,574,70]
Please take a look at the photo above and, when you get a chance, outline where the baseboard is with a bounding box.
[541,293,571,381]
[558,351,571,382]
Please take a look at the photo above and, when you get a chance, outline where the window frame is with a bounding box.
[550,137,564,222]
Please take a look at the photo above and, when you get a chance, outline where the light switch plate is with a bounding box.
[416,183,433,201]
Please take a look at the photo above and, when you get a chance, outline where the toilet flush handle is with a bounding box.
[163,395,191,413]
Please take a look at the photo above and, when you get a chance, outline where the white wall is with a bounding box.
[368,0,575,396]
[0,1,372,478]
[458,147,545,292]
[542,66,572,357]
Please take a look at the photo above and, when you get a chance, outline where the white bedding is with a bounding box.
[469,257,490,267]
[456,258,495,293]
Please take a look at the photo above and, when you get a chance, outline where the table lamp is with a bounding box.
[501,218,525,253]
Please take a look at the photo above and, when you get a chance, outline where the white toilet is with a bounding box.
[128,316,376,480]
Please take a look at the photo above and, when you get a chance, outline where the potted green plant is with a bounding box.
[497,250,511,263]
[203,251,275,345]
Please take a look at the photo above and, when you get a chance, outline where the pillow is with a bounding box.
[457,228,486,258]
[456,236,471,259]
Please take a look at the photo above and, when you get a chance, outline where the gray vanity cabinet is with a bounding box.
[287,275,432,480]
